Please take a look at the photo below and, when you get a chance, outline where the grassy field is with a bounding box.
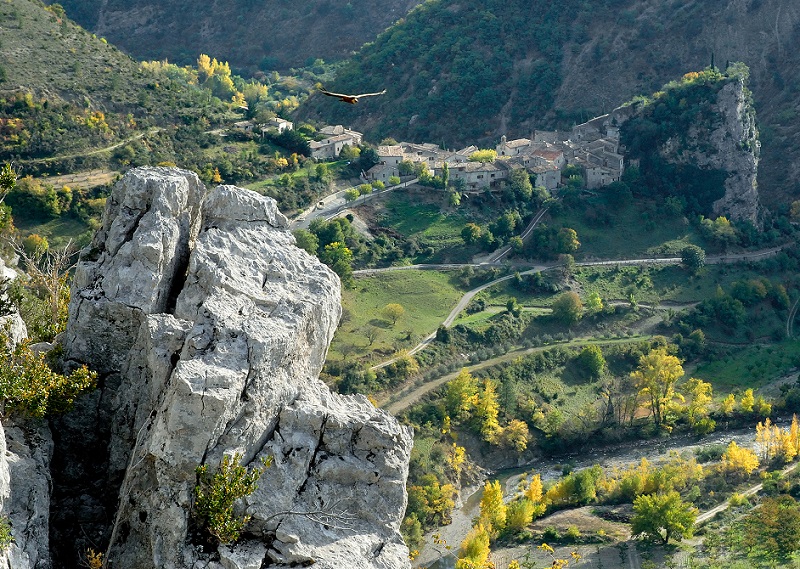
[13,215,96,249]
[329,269,467,361]
[693,339,800,393]
[375,193,473,263]
[572,264,751,304]
[474,263,725,311]
[548,200,709,260]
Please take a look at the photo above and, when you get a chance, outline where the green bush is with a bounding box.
[0,333,97,418]
[194,453,272,544]
[542,526,561,541]
[0,516,12,551]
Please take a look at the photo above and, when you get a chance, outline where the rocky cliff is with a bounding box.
[0,259,53,569]
[620,68,761,223]
[5,167,412,569]
[665,77,760,223]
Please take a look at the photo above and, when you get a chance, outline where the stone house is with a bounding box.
[530,146,566,170]
[448,161,506,191]
[265,118,293,133]
[571,156,620,189]
[310,127,363,160]
[365,163,398,183]
[233,120,255,133]
[496,135,532,157]
[400,142,443,165]
[531,163,561,191]
[377,145,404,166]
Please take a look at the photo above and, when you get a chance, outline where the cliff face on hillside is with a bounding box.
[0,261,52,569]
[679,79,760,223]
[620,71,760,223]
[3,168,412,569]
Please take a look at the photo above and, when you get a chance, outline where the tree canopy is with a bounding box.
[631,491,697,544]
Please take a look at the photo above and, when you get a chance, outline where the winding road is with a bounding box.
[367,244,786,373]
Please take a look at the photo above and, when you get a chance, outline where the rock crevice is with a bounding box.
[47,167,413,569]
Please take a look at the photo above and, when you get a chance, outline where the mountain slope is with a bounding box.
[48,0,421,72]
[0,0,227,170]
[299,0,800,206]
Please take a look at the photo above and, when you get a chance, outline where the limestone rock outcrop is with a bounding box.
[665,77,760,224]
[61,167,412,569]
[0,257,26,347]
[0,259,52,569]
[619,70,761,225]
[0,421,53,569]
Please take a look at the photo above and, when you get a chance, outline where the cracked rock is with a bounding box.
[57,167,412,569]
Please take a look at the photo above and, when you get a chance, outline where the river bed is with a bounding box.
[415,424,771,569]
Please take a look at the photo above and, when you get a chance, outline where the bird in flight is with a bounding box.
[318,87,386,104]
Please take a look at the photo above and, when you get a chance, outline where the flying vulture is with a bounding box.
[318,87,386,104]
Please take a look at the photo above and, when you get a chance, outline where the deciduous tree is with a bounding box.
[479,480,506,532]
[631,348,684,428]
[456,524,491,569]
[382,303,405,325]
[445,369,478,421]
[551,291,583,326]
[741,495,800,562]
[680,244,706,273]
[631,491,697,544]
[719,441,758,479]
[461,223,482,245]
[682,377,715,434]
[576,345,606,379]
[500,419,529,452]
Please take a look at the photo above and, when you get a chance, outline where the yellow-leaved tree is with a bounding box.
[474,379,501,443]
[682,378,715,434]
[479,480,507,534]
[631,348,684,428]
[719,441,759,480]
[444,369,478,421]
[455,524,491,569]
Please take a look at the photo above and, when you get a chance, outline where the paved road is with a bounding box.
[381,335,651,414]
[486,208,549,263]
[788,295,800,339]
[290,177,419,230]
[368,243,786,372]
[370,264,551,371]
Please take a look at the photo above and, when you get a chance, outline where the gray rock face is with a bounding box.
[66,167,206,375]
[0,257,27,347]
[0,421,53,569]
[662,77,760,224]
[63,168,412,569]
[707,80,761,223]
[0,259,52,569]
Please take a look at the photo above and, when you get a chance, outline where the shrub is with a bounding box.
[194,453,272,544]
[0,334,97,418]
[565,525,581,542]
[542,526,561,541]
[0,516,11,551]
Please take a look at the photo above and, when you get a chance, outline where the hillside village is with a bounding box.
[361,105,634,192]
[247,105,634,193]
